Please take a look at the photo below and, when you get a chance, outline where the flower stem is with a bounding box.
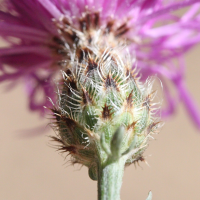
[97,158,126,200]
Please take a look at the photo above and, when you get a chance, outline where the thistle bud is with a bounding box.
[50,35,161,180]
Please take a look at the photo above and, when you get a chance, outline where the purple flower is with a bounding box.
[0,0,200,127]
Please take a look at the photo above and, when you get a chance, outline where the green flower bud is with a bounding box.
[50,42,162,180]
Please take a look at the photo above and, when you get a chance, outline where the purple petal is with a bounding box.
[173,78,200,129]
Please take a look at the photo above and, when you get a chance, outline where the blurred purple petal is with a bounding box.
[173,77,200,129]
[0,0,200,129]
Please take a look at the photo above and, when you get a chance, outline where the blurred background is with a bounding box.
[1,42,200,200]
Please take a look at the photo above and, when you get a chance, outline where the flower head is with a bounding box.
[49,38,162,180]
[0,0,200,128]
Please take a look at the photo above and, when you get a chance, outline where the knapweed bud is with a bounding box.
[50,35,161,180]
[47,13,162,200]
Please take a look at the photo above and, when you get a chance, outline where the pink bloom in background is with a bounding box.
[0,0,200,128]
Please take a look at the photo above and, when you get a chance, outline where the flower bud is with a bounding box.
[50,44,161,180]
[49,12,162,180]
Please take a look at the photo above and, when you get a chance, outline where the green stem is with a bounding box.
[97,158,126,200]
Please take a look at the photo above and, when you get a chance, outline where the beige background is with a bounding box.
[1,44,200,200]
